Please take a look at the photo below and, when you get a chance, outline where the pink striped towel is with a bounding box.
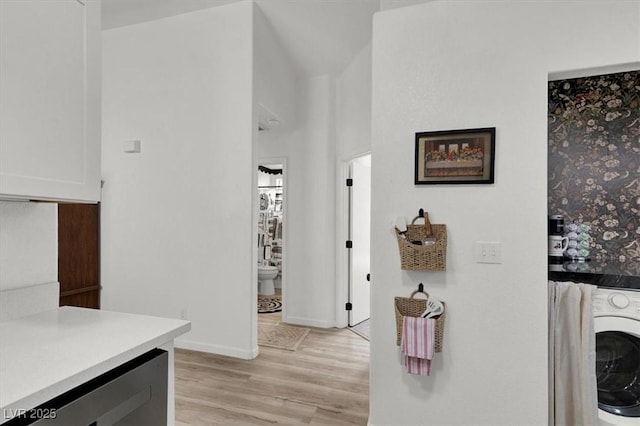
[401,316,436,376]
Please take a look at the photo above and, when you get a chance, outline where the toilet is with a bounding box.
[258,265,278,295]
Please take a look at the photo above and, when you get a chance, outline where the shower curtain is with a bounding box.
[548,280,599,426]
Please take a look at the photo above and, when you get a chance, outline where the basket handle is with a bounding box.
[410,209,433,237]
[410,216,421,224]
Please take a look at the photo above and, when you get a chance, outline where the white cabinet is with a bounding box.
[0,0,101,203]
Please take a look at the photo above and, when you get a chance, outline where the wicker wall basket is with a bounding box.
[395,218,447,270]
[395,291,445,352]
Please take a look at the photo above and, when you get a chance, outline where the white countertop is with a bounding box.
[0,307,190,423]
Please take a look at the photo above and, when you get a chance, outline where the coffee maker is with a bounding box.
[548,215,568,262]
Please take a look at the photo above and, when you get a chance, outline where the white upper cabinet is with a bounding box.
[0,0,101,203]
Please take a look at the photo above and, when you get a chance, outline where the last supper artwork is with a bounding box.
[415,128,495,185]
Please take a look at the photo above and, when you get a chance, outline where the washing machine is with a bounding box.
[593,287,640,425]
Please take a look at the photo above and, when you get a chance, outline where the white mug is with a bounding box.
[548,235,569,257]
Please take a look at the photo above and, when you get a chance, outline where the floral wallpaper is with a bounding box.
[548,70,640,275]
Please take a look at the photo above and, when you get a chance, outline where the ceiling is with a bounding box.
[101,0,381,77]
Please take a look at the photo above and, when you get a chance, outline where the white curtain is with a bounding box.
[548,280,599,426]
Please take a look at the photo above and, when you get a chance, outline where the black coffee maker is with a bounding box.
[548,215,565,263]
[549,215,564,236]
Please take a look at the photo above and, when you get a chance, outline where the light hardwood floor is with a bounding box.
[175,312,370,425]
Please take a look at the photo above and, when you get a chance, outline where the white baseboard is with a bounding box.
[283,315,335,329]
[174,338,259,360]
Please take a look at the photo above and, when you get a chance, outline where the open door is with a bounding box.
[348,155,371,326]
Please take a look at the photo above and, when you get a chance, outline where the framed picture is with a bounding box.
[415,127,495,184]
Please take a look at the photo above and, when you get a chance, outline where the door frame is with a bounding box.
[335,151,371,329]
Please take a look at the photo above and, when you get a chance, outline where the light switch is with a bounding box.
[475,241,502,264]
[123,139,141,153]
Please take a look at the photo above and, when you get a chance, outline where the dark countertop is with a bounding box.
[548,258,640,290]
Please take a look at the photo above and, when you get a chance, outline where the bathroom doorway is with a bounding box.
[257,161,286,315]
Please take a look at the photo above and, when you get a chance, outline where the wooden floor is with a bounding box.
[174,311,370,425]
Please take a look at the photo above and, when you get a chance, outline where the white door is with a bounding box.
[349,157,371,326]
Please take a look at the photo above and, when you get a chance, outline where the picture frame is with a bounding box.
[415,127,496,185]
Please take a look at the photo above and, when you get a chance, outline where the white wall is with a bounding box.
[101,1,256,358]
[337,43,372,161]
[283,75,338,327]
[0,201,57,290]
[253,4,297,130]
[379,0,428,12]
[369,1,639,425]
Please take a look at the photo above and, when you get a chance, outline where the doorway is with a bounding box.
[347,153,371,327]
[257,161,286,315]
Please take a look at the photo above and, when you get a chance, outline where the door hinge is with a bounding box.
[346,240,353,249]
[345,302,352,311]
[346,178,353,187]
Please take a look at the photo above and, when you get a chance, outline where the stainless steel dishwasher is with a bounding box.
[6,349,168,426]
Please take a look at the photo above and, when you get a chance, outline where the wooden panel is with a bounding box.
[58,203,100,308]
[60,289,100,310]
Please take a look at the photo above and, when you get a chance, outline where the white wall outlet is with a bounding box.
[475,241,502,264]
[180,308,187,320]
